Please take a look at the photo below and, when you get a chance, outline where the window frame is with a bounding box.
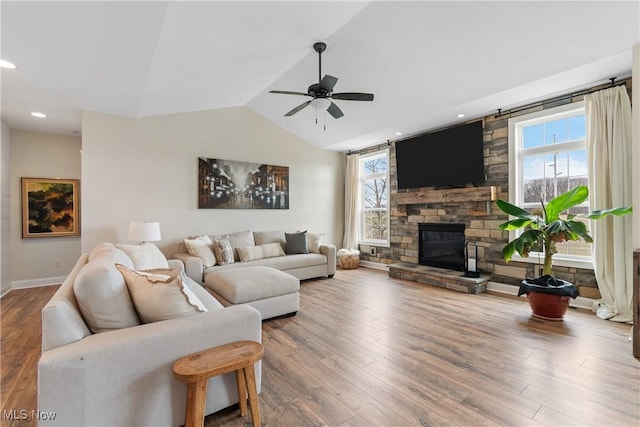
[358,149,390,247]
[507,101,593,270]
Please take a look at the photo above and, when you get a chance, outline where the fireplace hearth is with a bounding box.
[418,223,465,271]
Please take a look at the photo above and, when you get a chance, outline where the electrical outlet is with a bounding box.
[369,247,377,256]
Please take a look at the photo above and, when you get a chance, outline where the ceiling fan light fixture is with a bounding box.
[311,97,331,111]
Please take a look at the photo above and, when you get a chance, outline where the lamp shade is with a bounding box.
[128,221,161,243]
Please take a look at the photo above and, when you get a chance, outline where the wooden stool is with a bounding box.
[173,340,264,427]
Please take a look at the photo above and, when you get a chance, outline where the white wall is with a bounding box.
[633,44,640,251]
[81,107,345,257]
[10,130,82,286]
[1,122,11,295]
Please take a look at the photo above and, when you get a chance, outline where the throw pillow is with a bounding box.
[285,231,309,255]
[212,236,235,265]
[184,235,217,267]
[115,264,207,323]
[237,242,286,262]
[73,255,141,333]
[306,231,324,253]
[115,243,169,270]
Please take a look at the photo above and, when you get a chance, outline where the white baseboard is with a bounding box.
[487,281,595,311]
[11,276,65,290]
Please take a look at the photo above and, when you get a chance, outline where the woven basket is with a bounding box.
[338,254,360,269]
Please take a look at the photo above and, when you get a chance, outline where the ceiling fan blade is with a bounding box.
[285,100,312,117]
[332,92,374,101]
[270,90,312,97]
[327,102,344,119]
[320,75,338,92]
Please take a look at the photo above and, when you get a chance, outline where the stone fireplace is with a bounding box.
[418,222,465,271]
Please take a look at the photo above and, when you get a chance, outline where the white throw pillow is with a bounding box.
[306,231,325,253]
[237,242,285,262]
[115,243,169,270]
[116,264,207,323]
[184,235,217,267]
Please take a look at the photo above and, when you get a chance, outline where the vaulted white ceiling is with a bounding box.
[2,1,639,152]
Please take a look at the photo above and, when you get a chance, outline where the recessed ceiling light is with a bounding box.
[0,59,17,69]
[457,113,465,118]
[31,112,46,118]
[395,131,403,136]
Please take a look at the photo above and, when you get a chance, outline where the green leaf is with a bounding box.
[546,186,589,222]
[565,220,593,242]
[496,199,536,220]
[498,218,534,231]
[502,241,517,262]
[579,206,633,220]
[503,229,541,261]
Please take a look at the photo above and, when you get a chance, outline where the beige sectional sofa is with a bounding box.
[174,230,337,284]
[38,243,262,427]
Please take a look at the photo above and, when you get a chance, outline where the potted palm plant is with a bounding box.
[496,185,631,319]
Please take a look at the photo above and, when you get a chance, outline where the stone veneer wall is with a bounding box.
[360,78,632,299]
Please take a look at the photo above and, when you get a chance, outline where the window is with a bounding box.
[359,150,390,246]
[508,102,592,269]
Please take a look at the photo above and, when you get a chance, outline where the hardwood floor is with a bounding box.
[2,268,638,426]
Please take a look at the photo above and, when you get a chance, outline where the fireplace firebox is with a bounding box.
[418,223,465,271]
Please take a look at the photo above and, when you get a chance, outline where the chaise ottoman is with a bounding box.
[204,266,300,320]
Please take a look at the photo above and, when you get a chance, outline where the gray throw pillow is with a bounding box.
[285,231,309,254]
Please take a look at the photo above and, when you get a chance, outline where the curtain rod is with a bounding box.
[495,77,628,119]
[347,140,391,156]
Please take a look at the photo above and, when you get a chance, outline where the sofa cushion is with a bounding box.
[212,230,255,261]
[204,253,328,276]
[212,236,235,265]
[184,235,217,267]
[205,266,299,304]
[285,231,309,254]
[116,265,208,323]
[115,243,169,270]
[253,230,286,251]
[237,243,285,262]
[74,251,141,333]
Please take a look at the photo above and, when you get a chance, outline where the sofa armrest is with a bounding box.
[167,258,185,273]
[38,305,261,426]
[320,244,337,276]
[173,252,204,283]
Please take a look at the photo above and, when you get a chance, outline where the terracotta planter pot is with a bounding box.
[527,291,571,320]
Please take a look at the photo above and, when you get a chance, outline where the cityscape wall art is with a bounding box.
[198,157,289,209]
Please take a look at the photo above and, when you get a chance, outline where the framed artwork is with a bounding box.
[21,177,80,238]
[198,157,289,209]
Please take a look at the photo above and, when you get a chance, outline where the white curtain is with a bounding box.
[585,85,633,322]
[342,153,360,249]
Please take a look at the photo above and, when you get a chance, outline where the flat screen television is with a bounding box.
[395,120,485,189]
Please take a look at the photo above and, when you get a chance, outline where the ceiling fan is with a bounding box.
[269,42,374,120]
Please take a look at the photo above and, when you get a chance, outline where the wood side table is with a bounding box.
[173,340,264,427]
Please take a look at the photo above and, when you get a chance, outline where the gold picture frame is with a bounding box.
[21,177,80,238]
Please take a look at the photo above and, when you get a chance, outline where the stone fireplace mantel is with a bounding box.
[393,185,498,205]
